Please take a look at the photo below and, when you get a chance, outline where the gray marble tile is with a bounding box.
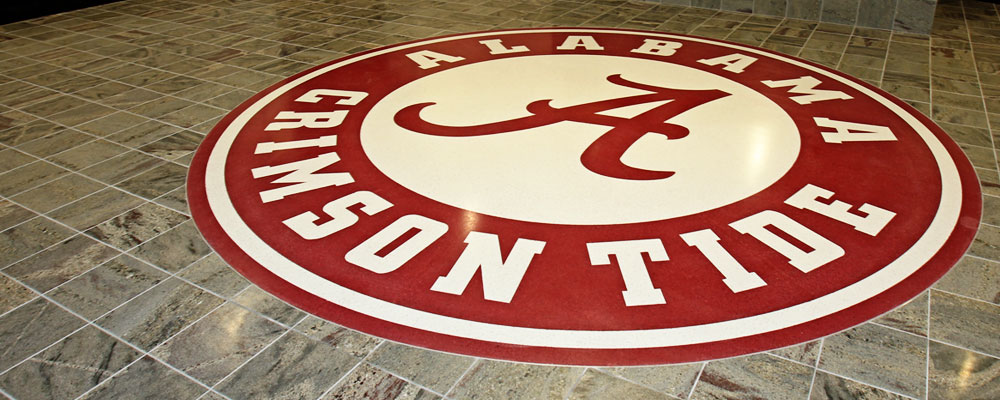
[178,253,249,298]
[368,342,475,394]
[233,285,306,326]
[48,254,167,320]
[0,199,34,231]
[3,234,118,293]
[818,323,927,398]
[690,354,813,400]
[928,340,1000,400]
[295,315,382,358]
[129,221,211,272]
[322,363,440,400]
[97,277,224,350]
[769,340,822,366]
[599,363,702,398]
[117,162,187,199]
[11,173,104,213]
[809,370,908,399]
[930,290,1000,358]
[449,360,584,400]
[215,331,358,400]
[151,303,284,385]
[0,161,68,197]
[47,139,127,171]
[47,188,144,231]
[85,202,188,250]
[0,217,75,269]
[0,274,35,315]
[0,297,85,372]
[0,326,142,400]
[79,356,205,400]
[874,291,928,336]
[934,256,1000,304]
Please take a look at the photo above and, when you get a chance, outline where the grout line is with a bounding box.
[685,362,706,399]
[443,358,478,399]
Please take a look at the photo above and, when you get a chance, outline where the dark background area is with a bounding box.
[1,1,122,25]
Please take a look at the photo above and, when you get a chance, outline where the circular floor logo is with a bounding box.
[189,29,981,365]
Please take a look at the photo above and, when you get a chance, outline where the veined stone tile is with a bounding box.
[928,340,1000,400]
[690,354,813,399]
[0,297,85,372]
[78,355,206,400]
[569,369,669,399]
[117,162,187,199]
[153,184,189,215]
[449,359,584,400]
[295,315,381,358]
[129,220,211,272]
[96,277,224,351]
[3,234,118,293]
[47,188,144,231]
[11,173,104,213]
[817,323,927,398]
[874,291,929,336]
[0,326,142,400]
[322,363,440,400]
[233,285,306,326]
[85,202,188,250]
[0,199,35,231]
[215,331,358,400]
[151,303,285,385]
[47,139,128,171]
[0,160,69,197]
[0,274,35,315]
[809,371,909,399]
[368,342,475,394]
[0,217,75,269]
[769,340,822,366]
[934,256,1000,304]
[16,129,92,158]
[48,254,167,320]
[177,253,249,298]
[80,151,164,185]
[599,363,702,398]
[930,290,1000,357]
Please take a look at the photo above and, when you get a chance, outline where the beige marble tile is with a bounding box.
[47,187,144,231]
[934,256,1000,304]
[874,291,929,336]
[177,253,249,298]
[233,285,306,326]
[295,314,382,358]
[79,355,206,400]
[809,371,909,399]
[449,359,584,400]
[129,220,211,272]
[3,234,118,292]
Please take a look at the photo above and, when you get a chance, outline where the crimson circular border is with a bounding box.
[188,28,982,365]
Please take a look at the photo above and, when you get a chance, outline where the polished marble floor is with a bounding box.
[0,0,998,399]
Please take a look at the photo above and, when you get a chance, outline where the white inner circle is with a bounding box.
[361,55,800,224]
